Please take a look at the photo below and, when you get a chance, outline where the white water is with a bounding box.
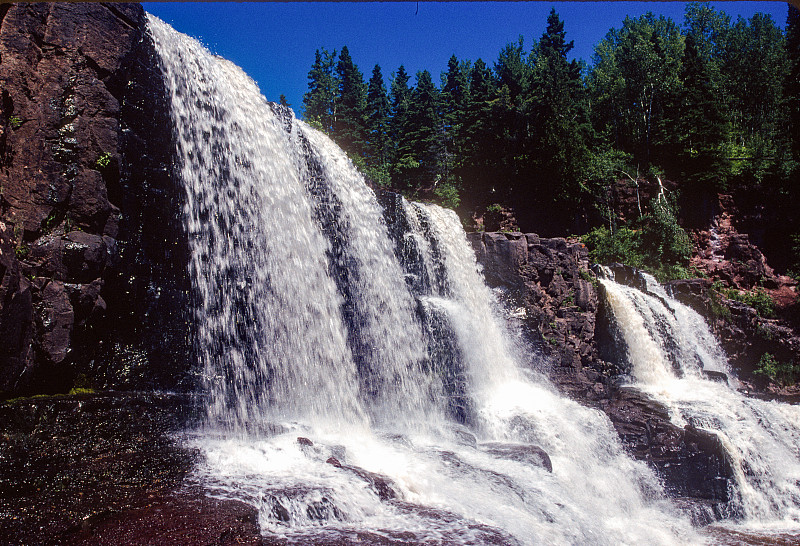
[149,15,699,544]
[600,269,800,532]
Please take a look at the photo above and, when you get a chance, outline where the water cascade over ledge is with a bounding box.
[599,268,800,534]
[148,15,699,544]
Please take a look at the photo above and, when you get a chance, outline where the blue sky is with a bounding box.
[145,2,790,119]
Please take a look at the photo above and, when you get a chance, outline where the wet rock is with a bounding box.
[0,392,207,545]
[481,442,552,472]
[703,370,729,383]
[65,491,263,546]
[37,280,74,364]
[473,231,736,517]
[0,3,194,395]
[603,388,734,506]
[0,222,34,394]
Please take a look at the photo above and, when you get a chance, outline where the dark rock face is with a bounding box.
[0,3,193,397]
[470,231,735,516]
[468,232,614,403]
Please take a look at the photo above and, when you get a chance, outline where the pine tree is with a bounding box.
[365,64,391,168]
[523,9,591,231]
[303,48,338,131]
[460,59,497,206]
[787,5,800,159]
[334,46,367,156]
[441,55,470,173]
[676,5,732,193]
[678,32,731,192]
[403,70,443,192]
[389,65,414,184]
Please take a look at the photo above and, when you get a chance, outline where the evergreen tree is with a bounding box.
[441,55,470,175]
[787,5,800,159]
[334,45,367,156]
[403,70,443,191]
[460,59,497,206]
[494,37,529,103]
[677,32,731,192]
[303,48,338,131]
[389,65,414,183]
[523,9,591,231]
[278,94,290,107]
[365,64,391,168]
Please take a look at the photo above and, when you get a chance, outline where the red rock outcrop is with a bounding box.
[0,3,193,397]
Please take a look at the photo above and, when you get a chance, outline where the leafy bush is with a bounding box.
[639,197,693,266]
[582,193,693,283]
[722,287,775,318]
[754,353,799,386]
[582,226,644,269]
[14,245,29,260]
[433,179,461,209]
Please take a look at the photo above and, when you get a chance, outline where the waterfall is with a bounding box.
[147,15,699,544]
[600,269,800,531]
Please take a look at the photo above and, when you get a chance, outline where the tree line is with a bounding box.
[302,4,800,277]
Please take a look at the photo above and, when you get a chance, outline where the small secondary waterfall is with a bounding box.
[600,269,800,532]
[148,15,699,544]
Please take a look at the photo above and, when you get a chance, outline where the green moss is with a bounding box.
[9,115,22,129]
[67,387,95,395]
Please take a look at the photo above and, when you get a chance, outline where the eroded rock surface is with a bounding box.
[0,3,192,397]
[469,231,735,517]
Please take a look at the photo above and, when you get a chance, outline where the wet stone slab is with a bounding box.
[0,391,267,545]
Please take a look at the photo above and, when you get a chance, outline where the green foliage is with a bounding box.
[350,154,392,187]
[43,209,61,232]
[302,5,797,239]
[582,193,692,282]
[14,244,29,260]
[579,268,598,286]
[95,152,112,169]
[365,64,391,169]
[709,281,733,319]
[754,353,799,386]
[588,12,685,166]
[432,177,461,209]
[303,48,338,133]
[486,203,503,214]
[9,115,21,128]
[755,322,776,341]
[583,226,644,269]
[639,196,693,266]
[722,287,776,318]
[334,45,368,156]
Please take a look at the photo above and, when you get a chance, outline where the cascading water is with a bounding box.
[148,15,700,544]
[599,268,800,533]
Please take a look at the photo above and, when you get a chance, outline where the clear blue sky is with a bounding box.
[145,2,790,119]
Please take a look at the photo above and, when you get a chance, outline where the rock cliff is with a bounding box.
[0,3,192,397]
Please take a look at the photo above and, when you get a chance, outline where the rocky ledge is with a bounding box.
[468,231,735,519]
[0,392,271,545]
